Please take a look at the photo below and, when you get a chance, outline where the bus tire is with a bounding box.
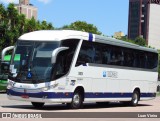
[31,102,44,108]
[130,90,139,106]
[68,90,83,109]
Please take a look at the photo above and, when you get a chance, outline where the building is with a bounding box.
[113,31,125,39]
[15,0,38,20]
[19,0,29,5]
[128,0,160,49]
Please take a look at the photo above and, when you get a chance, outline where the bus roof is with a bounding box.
[18,30,158,53]
[19,30,89,42]
[95,35,158,53]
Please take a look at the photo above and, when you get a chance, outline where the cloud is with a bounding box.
[0,0,19,4]
[37,0,52,4]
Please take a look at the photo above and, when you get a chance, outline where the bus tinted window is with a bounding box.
[94,44,102,64]
[76,41,95,65]
[110,47,123,66]
[147,52,158,69]
[139,52,147,68]
[77,41,103,65]
[77,40,158,70]
[133,52,138,68]
[102,45,124,66]
[52,39,79,80]
[102,45,110,65]
[123,48,134,67]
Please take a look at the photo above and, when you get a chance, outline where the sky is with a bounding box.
[0,0,129,36]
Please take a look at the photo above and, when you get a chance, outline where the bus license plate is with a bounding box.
[21,95,29,98]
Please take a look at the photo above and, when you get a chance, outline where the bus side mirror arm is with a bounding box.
[51,47,69,64]
[1,46,14,61]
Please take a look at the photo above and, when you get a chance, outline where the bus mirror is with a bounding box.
[1,46,14,61]
[51,47,69,64]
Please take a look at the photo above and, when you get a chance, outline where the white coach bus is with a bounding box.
[5,30,158,109]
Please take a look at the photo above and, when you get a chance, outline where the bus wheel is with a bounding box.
[31,102,44,108]
[130,90,139,106]
[68,90,83,109]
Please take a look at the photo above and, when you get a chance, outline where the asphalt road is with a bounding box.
[0,92,159,121]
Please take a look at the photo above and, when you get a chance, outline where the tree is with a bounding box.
[41,20,48,30]
[135,36,146,46]
[0,3,54,52]
[24,17,37,32]
[61,21,102,35]
[120,36,136,44]
[0,4,7,24]
[120,36,147,46]
[0,4,7,50]
[7,3,19,28]
[47,23,54,30]
[17,14,26,35]
[6,4,20,46]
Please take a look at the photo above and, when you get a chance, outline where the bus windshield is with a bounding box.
[10,41,60,83]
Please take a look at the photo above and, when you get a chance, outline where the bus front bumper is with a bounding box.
[7,88,72,103]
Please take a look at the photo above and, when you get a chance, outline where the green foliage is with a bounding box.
[0,3,54,52]
[120,36,146,46]
[120,36,136,44]
[135,36,146,46]
[24,17,37,32]
[60,21,102,35]
[1,4,100,52]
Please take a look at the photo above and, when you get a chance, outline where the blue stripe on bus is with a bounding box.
[89,33,93,42]
[7,89,73,99]
[7,89,156,99]
[85,93,132,98]
[85,93,156,98]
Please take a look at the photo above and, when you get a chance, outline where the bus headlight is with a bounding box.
[41,83,59,92]
[7,84,12,89]
[41,87,49,92]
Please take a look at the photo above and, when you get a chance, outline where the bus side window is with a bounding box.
[54,51,66,79]
[61,39,79,72]
[52,39,79,80]
[123,49,134,67]
[76,41,94,66]
[94,44,102,64]
[133,52,139,68]
[139,52,146,68]
[102,46,110,65]
[147,52,158,69]
[108,47,123,66]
